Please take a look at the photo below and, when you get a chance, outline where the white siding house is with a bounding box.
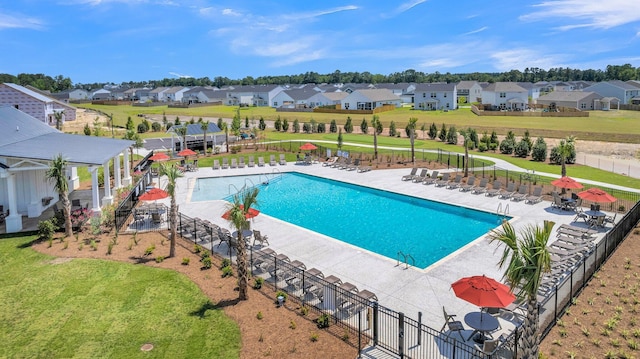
[481,82,529,110]
[536,91,602,110]
[456,81,482,103]
[414,83,457,110]
[307,92,348,108]
[341,89,401,110]
[584,80,640,104]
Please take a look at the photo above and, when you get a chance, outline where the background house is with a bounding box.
[0,83,77,125]
[585,80,640,104]
[481,82,529,110]
[307,91,348,108]
[414,83,457,110]
[341,89,401,110]
[456,81,482,103]
[536,91,602,110]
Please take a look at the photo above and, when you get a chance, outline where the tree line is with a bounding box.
[2,64,639,92]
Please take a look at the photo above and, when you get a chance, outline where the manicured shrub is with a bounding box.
[531,137,547,162]
[514,139,530,158]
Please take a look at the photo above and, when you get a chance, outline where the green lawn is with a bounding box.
[0,236,241,359]
[78,103,640,142]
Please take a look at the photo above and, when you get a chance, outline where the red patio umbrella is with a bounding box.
[451,275,515,308]
[299,142,318,151]
[149,152,170,162]
[221,205,260,220]
[578,188,617,203]
[178,149,197,157]
[550,176,584,189]
[138,188,169,201]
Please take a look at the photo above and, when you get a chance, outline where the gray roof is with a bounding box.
[2,83,54,103]
[319,92,348,101]
[456,81,479,90]
[353,89,400,102]
[537,91,599,102]
[283,89,318,101]
[168,122,222,136]
[483,82,528,92]
[414,83,456,92]
[0,106,133,166]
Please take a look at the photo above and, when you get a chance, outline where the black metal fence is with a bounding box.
[114,169,153,231]
[172,211,502,358]
[538,200,640,339]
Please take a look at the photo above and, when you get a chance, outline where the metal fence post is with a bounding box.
[417,311,422,345]
[398,312,405,358]
[373,302,379,346]
[358,311,362,358]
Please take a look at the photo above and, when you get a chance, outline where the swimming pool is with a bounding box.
[192,173,504,268]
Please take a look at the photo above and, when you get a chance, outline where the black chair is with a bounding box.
[440,307,466,340]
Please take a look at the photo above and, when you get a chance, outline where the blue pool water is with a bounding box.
[192,173,504,268]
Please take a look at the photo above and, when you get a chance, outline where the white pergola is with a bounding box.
[0,106,133,233]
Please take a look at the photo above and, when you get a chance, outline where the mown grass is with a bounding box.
[0,236,241,359]
[78,104,640,142]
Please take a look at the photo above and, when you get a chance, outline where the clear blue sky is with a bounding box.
[1,0,639,84]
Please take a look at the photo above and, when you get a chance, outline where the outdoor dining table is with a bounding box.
[232,229,253,240]
[585,210,607,227]
[464,312,500,343]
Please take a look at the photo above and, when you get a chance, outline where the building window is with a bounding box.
[422,93,426,98]
[444,93,447,97]
[273,102,278,106]
[580,103,586,109]
[430,92,436,98]
[446,103,450,108]
[499,92,506,98]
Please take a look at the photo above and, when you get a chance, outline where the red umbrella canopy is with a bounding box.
[299,142,318,151]
[222,205,260,220]
[149,152,170,162]
[550,176,584,189]
[451,275,516,308]
[578,188,617,203]
[178,149,197,157]
[138,188,169,201]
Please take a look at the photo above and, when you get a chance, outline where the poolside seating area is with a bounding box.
[250,246,378,320]
[211,154,290,170]
[323,157,371,173]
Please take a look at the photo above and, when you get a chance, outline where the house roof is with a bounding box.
[0,106,133,166]
[456,81,479,90]
[414,83,456,92]
[283,89,318,101]
[537,91,599,102]
[319,92,348,101]
[351,89,400,102]
[483,82,528,92]
[2,83,55,103]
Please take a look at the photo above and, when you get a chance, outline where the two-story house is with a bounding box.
[0,83,77,125]
[414,83,457,110]
[481,82,529,110]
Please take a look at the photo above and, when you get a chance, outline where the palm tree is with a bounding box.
[371,115,380,160]
[459,128,471,178]
[407,118,418,164]
[220,122,230,153]
[158,163,183,258]
[557,135,576,178]
[488,220,554,359]
[174,126,188,152]
[53,110,64,131]
[46,154,72,236]
[224,187,259,300]
[200,121,210,154]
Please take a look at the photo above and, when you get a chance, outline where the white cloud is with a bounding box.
[169,72,192,78]
[396,0,427,14]
[0,13,44,30]
[490,48,566,71]
[520,0,640,30]
[461,26,488,36]
[285,5,358,20]
[222,8,241,17]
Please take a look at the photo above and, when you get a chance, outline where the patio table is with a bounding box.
[464,312,499,343]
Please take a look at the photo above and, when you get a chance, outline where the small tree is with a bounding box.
[329,119,337,133]
[46,154,72,236]
[337,128,343,149]
[217,118,223,130]
[531,137,547,162]
[375,118,383,135]
[200,121,210,154]
[389,121,397,137]
[231,112,242,134]
[371,115,381,159]
[258,116,266,130]
[274,116,282,131]
[500,138,516,154]
[446,125,457,144]
[428,122,437,140]
[317,123,326,133]
[174,116,181,126]
[302,122,311,134]
[489,130,499,145]
[406,118,418,163]
[282,119,289,132]
[83,123,91,136]
[420,123,427,139]
[245,116,249,128]
[159,163,184,257]
[174,126,188,151]
[514,139,530,158]
[54,110,64,131]
[344,117,353,133]
[360,118,368,134]
[126,116,135,131]
[438,123,447,142]
[293,119,300,133]
[459,128,471,177]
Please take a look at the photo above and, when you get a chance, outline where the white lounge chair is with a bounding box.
[279,154,287,165]
[248,155,255,167]
[258,157,265,167]
[212,159,220,170]
[269,154,277,166]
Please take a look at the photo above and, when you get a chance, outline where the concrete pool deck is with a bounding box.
[160,161,621,336]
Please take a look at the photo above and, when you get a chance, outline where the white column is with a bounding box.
[5,173,22,233]
[114,154,122,189]
[69,166,80,189]
[102,161,113,205]
[123,149,132,186]
[90,166,102,216]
